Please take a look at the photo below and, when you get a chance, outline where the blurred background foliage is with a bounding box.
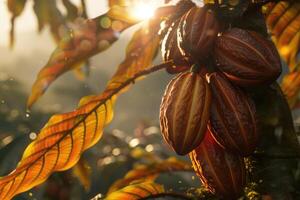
[0,0,300,200]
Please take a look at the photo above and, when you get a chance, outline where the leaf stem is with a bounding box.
[140,192,193,200]
[253,152,300,159]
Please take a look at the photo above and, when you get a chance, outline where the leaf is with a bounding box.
[107,2,195,90]
[107,22,160,90]
[105,181,164,200]
[264,2,300,108]
[80,0,88,18]
[281,70,300,108]
[72,157,91,191]
[264,1,300,72]
[27,6,139,108]
[108,157,192,194]
[108,0,127,7]
[62,0,79,21]
[0,59,172,199]
[73,61,90,81]
[0,42,174,200]
[33,0,66,42]
[0,3,183,198]
[0,93,115,200]
[7,0,27,48]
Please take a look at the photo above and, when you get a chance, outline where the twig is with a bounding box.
[253,152,300,159]
[81,0,88,18]
[140,192,193,200]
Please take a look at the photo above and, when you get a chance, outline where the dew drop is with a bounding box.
[29,132,37,140]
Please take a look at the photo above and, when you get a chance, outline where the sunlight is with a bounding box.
[131,2,156,20]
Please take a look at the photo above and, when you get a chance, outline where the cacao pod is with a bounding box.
[161,21,190,74]
[214,28,282,86]
[177,6,220,62]
[207,72,258,156]
[190,130,246,199]
[160,71,211,155]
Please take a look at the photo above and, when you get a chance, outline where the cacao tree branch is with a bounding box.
[139,192,193,200]
[253,152,300,159]
[273,83,300,154]
[111,61,174,92]
[80,0,87,18]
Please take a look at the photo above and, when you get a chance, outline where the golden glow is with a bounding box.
[131,2,157,20]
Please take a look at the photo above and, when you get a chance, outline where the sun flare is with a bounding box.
[131,2,157,20]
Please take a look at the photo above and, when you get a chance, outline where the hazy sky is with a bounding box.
[0,0,112,46]
[0,0,168,46]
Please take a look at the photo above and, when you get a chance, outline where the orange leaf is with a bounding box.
[281,71,300,108]
[105,181,164,200]
[0,3,185,198]
[265,2,300,71]
[33,0,66,43]
[27,6,139,108]
[108,0,127,7]
[72,157,92,191]
[0,61,173,199]
[106,2,195,91]
[107,24,160,90]
[0,54,173,200]
[0,93,115,200]
[108,157,192,193]
[62,0,79,21]
[7,0,27,48]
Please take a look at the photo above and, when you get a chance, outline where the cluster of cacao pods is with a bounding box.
[159,5,282,199]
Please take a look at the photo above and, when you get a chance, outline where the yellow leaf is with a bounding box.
[281,71,300,108]
[0,95,114,199]
[265,2,300,108]
[7,0,27,48]
[107,23,160,93]
[0,42,174,200]
[108,0,127,7]
[72,157,92,191]
[265,2,300,71]
[33,0,66,43]
[0,3,181,198]
[73,62,90,81]
[0,58,174,199]
[108,157,192,193]
[27,5,138,108]
[105,181,164,200]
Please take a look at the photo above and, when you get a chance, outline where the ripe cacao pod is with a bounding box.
[160,71,211,155]
[214,28,282,86]
[161,21,190,74]
[190,130,246,199]
[207,72,258,156]
[177,6,220,62]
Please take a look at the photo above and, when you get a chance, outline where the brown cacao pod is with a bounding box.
[207,72,258,156]
[160,71,211,155]
[177,6,220,62]
[161,21,190,74]
[190,130,246,199]
[214,28,282,86]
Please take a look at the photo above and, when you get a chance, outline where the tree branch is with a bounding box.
[253,152,300,159]
[140,192,193,200]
